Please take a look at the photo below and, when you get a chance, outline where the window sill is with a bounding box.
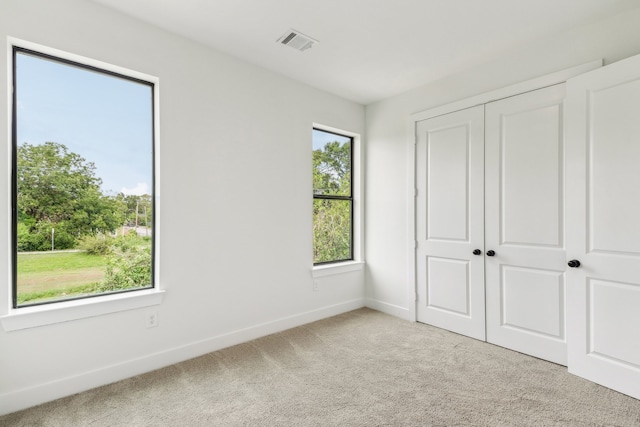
[1,289,165,332]
[312,261,364,278]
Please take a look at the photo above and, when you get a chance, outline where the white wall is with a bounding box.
[364,7,640,320]
[0,0,365,415]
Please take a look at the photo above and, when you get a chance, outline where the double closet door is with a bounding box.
[415,84,568,365]
[415,54,640,400]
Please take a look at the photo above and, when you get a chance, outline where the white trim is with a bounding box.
[0,298,364,416]
[406,115,417,322]
[4,37,163,325]
[353,128,364,263]
[5,38,14,317]
[312,260,364,278]
[407,60,603,322]
[365,298,413,321]
[409,60,602,123]
[8,37,159,85]
[1,290,165,331]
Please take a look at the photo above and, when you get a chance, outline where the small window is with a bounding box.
[12,47,155,308]
[312,128,353,264]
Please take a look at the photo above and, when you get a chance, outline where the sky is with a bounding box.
[312,128,350,151]
[15,51,153,196]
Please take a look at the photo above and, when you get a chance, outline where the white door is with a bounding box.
[415,106,485,340]
[484,85,568,365]
[566,54,640,399]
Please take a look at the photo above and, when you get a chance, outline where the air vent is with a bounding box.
[277,29,318,52]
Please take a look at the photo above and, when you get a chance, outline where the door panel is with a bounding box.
[566,54,640,399]
[416,106,485,340]
[499,103,563,247]
[588,80,640,255]
[485,84,568,365]
[589,279,640,367]
[426,125,470,241]
[426,257,470,315]
[501,266,564,339]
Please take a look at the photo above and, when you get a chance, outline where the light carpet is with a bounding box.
[2,308,640,426]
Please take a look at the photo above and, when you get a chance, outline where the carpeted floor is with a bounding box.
[2,308,640,426]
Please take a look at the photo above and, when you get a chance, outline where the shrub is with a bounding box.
[99,245,152,292]
[17,220,76,251]
[112,229,142,252]
[17,222,41,252]
[78,234,112,255]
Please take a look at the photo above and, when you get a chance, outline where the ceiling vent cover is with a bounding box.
[277,29,318,52]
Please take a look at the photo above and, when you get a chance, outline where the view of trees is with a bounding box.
[17,142,152,251]
[18,142,119,251]
[313,137,352,264]
[16,141,153,304]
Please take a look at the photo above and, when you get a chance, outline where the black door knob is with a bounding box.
[473,249,482,256]
[486,250,495,257]
[568,259,581,268]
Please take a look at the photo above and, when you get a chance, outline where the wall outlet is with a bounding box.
[146,311,159,328]
[313,280,320,292]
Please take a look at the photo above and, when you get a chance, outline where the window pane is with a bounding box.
[312,129,351,197]
[313,199,352,263]
[14,50,154,307]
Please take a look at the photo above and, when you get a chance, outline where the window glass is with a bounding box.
[312,129,351,197]
[312,128,353,264]
[13,48,155,307]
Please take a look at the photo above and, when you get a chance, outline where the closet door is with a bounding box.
[484,85,568,365]
[415,106,485,340]
[566,54,640,399]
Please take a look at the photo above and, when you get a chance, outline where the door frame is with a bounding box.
[407,60,602,322]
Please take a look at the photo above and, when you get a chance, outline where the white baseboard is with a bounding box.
[365,298,414,321]
[0,298,365,416]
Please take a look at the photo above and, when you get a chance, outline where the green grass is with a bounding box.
[17,251,108,305]
[16,235,153,305]
[18,251,107,273]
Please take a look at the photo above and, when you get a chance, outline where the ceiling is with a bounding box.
[91,0,639,105]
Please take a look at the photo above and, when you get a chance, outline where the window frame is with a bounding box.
[1,39,163,331]
[311,124,363,273]
[312,127,354,265]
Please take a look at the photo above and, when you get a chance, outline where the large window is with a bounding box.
[312,128,353,264]
[12,47,155,308]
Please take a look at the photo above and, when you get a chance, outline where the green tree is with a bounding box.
[115,193,153,227]
[17,142,125,250]
[313,140,352,263]
[313,141,351,196]
[313,199,351,263]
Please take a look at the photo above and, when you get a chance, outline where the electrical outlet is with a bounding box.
[313,280,320,292]
[146,311,159,328]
